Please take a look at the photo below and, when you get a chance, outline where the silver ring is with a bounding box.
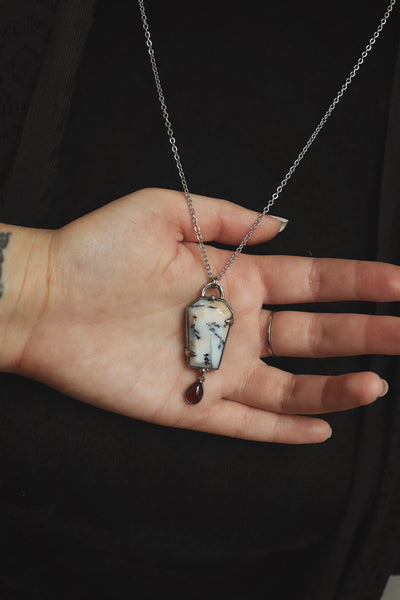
[266,311,276,357]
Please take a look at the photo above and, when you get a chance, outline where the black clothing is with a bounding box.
[1,1,400,598]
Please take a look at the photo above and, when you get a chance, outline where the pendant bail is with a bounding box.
[201,279,224,300]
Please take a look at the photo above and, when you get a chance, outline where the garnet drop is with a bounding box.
[185,380,203,405]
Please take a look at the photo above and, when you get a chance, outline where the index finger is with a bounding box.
[253,255,400,304]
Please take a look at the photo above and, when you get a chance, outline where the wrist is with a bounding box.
[0,224,53,374]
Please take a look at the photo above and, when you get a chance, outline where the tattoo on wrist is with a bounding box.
[0,232,11,299]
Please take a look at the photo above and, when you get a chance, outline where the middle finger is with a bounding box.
[252,255,400,304]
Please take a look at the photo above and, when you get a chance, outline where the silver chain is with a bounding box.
[138,0,396,283]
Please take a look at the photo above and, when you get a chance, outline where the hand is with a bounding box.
[15,187,395,444]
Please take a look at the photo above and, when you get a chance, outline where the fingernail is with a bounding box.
[327,426,333,439]
[268,215,289,233]
[378,378,389,397]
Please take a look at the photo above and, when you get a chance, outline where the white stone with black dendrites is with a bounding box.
[186,297,233,370]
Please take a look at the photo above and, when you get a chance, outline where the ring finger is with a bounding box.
[259,310,400,358]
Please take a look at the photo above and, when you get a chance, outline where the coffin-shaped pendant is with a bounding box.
[185,280,234,404]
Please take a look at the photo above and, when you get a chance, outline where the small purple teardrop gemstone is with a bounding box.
[185,380,203,405]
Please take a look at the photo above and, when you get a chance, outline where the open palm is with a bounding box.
[18,187,395,443]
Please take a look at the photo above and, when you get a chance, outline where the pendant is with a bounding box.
[185,279,234,404]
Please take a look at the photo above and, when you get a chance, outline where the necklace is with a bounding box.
[138,0,396,405]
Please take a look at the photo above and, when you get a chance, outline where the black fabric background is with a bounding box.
[0,1,400,599]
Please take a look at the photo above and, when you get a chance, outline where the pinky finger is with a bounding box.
[194,399,332,444]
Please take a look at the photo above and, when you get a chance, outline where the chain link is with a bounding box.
[138,0,396,282]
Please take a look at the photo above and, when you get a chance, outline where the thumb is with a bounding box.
[146,187,289,245]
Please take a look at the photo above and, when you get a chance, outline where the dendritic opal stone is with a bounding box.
[186,297,233,370]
